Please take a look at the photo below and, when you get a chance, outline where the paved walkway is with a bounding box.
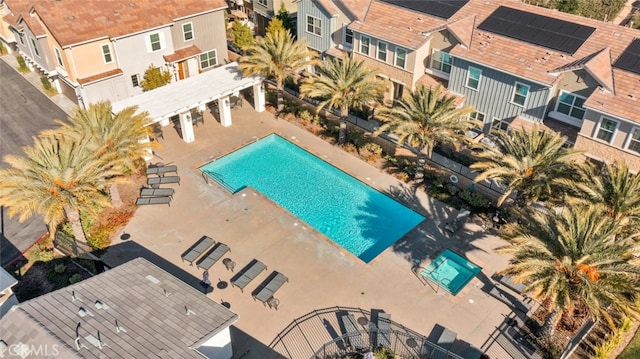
[100,103,529,358]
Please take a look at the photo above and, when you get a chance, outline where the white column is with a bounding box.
[253,83,266,112]
[179,111,195,143]
[218,96,232,127]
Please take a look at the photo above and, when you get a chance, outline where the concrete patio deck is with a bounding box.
[101,101,526,358]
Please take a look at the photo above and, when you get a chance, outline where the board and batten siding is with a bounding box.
[172,11,227,58]
[296,0,332,52]
[449,58,550,124]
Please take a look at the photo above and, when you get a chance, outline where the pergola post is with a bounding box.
[179,111,195,143]
[218,96,233,127]
[253,82,266,112]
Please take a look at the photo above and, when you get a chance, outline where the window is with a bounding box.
[101,44,112,63]
[345,28,353,45]
[466,66,481,90]
[182,23,193,41]
[54,47,64,67]
[360,36,370,55]
[377,41,387,62]
[19,34,24,45]
[306,16,321,36]
[595,117,617,143]
[627,128,640,154]
[556,91,586,120]
[511,82,529,106]
[469,111,485,124]
[431,50,452,73]
[258,0,267,6]
[491,117,509,135]
[395,47,407,68]
[199,50,218,69]
[131,74,140,87]
[30,38,39,57]
[150,33,161,51]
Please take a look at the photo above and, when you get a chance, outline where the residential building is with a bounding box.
[0,0,229,106]
[0,257,238,358]
[0,267,18,319]
[253,0,297,35]
[296,0,640,171]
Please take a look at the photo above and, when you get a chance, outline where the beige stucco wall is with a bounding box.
[67,40,118,81]
[574,135,640,172]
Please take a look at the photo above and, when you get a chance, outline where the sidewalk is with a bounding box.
[0,54,78,115]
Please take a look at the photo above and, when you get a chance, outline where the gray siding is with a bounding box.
[296,0,332,52]
[449,58,550,126]
[172,11,226,57]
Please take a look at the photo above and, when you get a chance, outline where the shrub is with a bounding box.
[141,65,172,91]
[297,109,314,122]
[87,209,134,250]
[395,172,409,182]
[54,263,66,274]
[458,189,490,211]
[346,130,367,148]
[68,273,83,284]
[360,142,383,162]
[0,42,7,55]
[342,142,357,154]
[40,76,56,95]
[17,55,29,73]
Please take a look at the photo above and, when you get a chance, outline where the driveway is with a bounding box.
[0,58,69,266]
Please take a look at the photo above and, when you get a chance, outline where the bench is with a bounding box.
[437,328,457,351]
[140,188,174,198]
[252,271,288,303]
[180,236,215,265]
[147,176,180,186]
[376,313,391,348]
[489,286,532,313]
[231,259,267,292]
[135,196,171,206]
[146,165,177,176]
[195,243,230,270]
[340,314,367,351]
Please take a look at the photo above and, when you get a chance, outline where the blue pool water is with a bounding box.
[420,249,482,295]
[200,134,425,263]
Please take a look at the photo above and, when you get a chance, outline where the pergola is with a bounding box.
[112,62,265,143]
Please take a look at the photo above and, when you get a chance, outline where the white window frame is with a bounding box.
[18,34,24,45]
[626,127,640,154]
[593,116,618,144]
[469,111,486,124]
[199,49,218,70]
[395,47,407,68]
[466,66,481,90]
[149,33,162,52]
[491,117,509,135]
[30,38,39,57]
[258,0,267,6]
[377,41,387,62]
[182,22,194,42]
[511,82,530,107]
[306,16,321,36]
[131,74,140,87]
[359,35,370,56]
[555,90,586,120]
[344,27,353,46]
[101,44,113,64]
[431,49,452,74]
[54,47,64,67]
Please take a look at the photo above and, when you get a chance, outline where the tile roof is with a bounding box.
[4,0,227,47]
[0,257,238,358]
[164,45,202,63]
[334,0,372,20]
[585,69,640,123]
[77,68,123,85]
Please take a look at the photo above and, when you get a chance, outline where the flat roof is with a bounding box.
[112,62,262,122]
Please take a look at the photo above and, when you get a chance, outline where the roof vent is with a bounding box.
[85,332,108,349]
[78,307,94,318]
[94,300,109,310]
[185,306,196,316]
[407,26,412,31]
[71,291,82,302]
[613,32,621,37]
[518,57,526,63]
[629,94,636,100]
[115,319,127,333]
[163,289,172,297]
[0,340,7,352]
[129,2,136,7]
[66,15,75,20]
[146,275,160,284]
[417,17,423,21]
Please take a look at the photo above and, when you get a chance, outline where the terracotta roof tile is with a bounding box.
[510,115,552,133]
[163,45,202,63]
[77,68,123,85]
[5,0,227,47]
[315,0,340,17]
[336,0,372,20]
[446,15,475,49]
[584,70,640,123]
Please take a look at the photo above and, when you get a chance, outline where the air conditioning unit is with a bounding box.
[337,44,344,50]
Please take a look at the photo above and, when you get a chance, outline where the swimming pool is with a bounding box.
[200,134,425,263]
[420,249,482,295]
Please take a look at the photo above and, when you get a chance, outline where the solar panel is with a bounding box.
[477,6,595,54]
[380,0,469,19]
[613,39,640,75]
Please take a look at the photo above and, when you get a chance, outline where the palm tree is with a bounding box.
[470,125,581,207]
[43,102,155,207]
[567,161,640,231]
[299,53,386,144]
[374,85,472,158]
[497,206,640,337]
[0,135,120,245]
[238,29,319,112]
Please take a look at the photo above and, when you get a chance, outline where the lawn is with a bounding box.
[618,326,640,359]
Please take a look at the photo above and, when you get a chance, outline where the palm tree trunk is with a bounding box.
[540,309,560,338]
[64,205,89,245]
[338,106,349,145]
[276,88,285,113]
[109,183,123,208]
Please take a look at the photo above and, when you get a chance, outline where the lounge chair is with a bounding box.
[140,188,174,198]
[252,271,288,303]
[489,286,532,313]
[135,196,171,206]
[195,243,230,270]
[498,274,527,295]
[340,314,367,351]
[147,175,180,186]
[376,313,391,349]
[231,259,267,292]
[181,236,215,265]
[436,328,457,351]
[146,165,178,176]
[444,208,471,233]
